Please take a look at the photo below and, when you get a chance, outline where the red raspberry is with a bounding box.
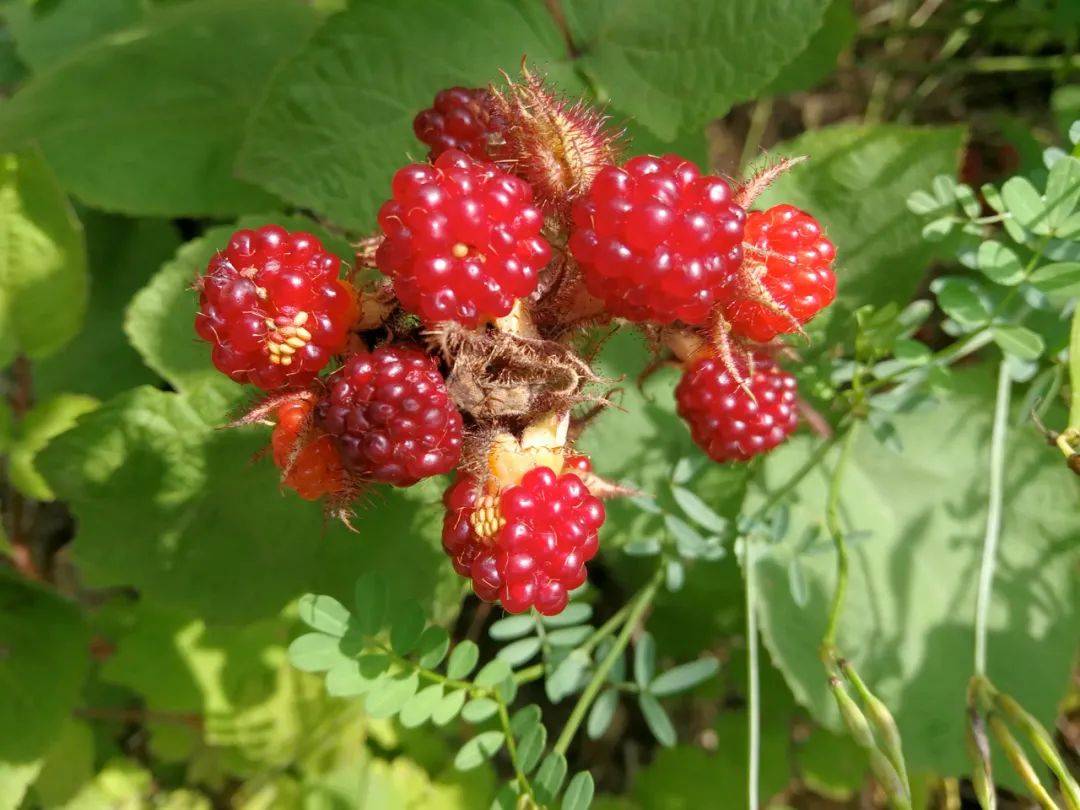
[317,345,463,487]
[441,465,605,615]
[413,87,504,161]
[720,205,836,342]
[271,399,346,501]
[675,353,798,463]
[563,454,592,475]
[375,149,551,327]
[568,154,746,325]
[194,225,357,391]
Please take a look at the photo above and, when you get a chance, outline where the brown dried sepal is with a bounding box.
[489,63,622,221]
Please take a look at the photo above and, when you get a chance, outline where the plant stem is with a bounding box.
[973,362,1011,677]
[496,699,534,799]
[750,434,840,524]
[739,97,774,173]
[744,539,760,810]
[553,568,663,755]
[821,423,860,660]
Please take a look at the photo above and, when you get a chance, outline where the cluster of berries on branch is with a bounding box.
[193,66,838,616]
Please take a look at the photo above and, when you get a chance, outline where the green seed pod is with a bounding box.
[995,693,1080,810]
[965,707,997,810]
[829,677,875,750]
[987,713,1058,810]
[840,659,910,796]
[868,749,913,810]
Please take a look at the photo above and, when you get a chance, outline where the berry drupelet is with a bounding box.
[675,352,798,463]
[412,87,504,161]
[442,464,605,615]
[376,149,552,327]
[720,204,837,342]
[317,345,463,487]
[194,225,357,391]
[569,154,746,325]
[271,398,346,501]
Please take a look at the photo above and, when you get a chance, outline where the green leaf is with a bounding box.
[297,594,350,638]
[489,614,536,641]
[364,671,419,719]
[354,572,388,637]
[6,392,98,500]
[431,689,467,726]
[649,658,720,697]
[670,485,728,533]
[453,731,505,771]
[765,0,855,95]
[931,277,991,326]
[545,626,593,648]
[416,625,450,669]
[497,636,542,667]
[398,683,444,729]
[516,723,547,774]
[587,689,619,740]
[1044,154,1080,230]
[754,124,967,330]
[33,215,178,400]
[638,693,677,747]
[561,771,595,810]
[534,752,568,804]
[461,698,499,724]
[324,660,380,697]
[474,659,513,689]
[1071,307,1080,428]
[0,150,87,365]
[571,0,832,140]
[1001,176,1047,234]
[389,603,426,655]
[991,325,1045,361]
[976,240,1025,285]
[3,0,142,73]
[446,641,480,680]
[30,718,95,808]
[0,570,88,768]
[906,189,949,216]
[546,650,590,703]
[238,0,569,230]
[287,633,344,673]
[633,632,656,688]
[1029,261,1080,299]
[750,369,1080,779]
[541,602,593,628]
[510,704,543,737]
[0,1,318,216]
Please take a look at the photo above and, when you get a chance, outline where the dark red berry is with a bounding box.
[271,399,346,501]
[569,154,746,325]
[376,149,551,327]
[675,353,798,463]
[721,205,837,342]
[441,465,605,615]
[413,87,504,162]
[317,345,463,487]
[194,225,357,391]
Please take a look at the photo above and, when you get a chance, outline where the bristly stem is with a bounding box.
[821,423,860,660]
[974,362,1011,677]
[553,567,663,755]
[744,539,760,810]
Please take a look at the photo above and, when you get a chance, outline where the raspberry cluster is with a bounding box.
[375,149,551,327]
[194,69,839,615]
[413,87,504,162]
[194,225,357,391]
[442,466,604,615]
[318,345,462,487]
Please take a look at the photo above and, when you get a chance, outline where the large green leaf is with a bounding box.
[754,124,966,336]
[37,384,456,623]
[567,0,832,140]
[749,369,1080,777]
[0,149,86,365]
[0,571,89,769]
[237,0,571,232]
[35,214,178,400]
[1,0,142,72]
[0,0,318,216]
[765,0,855,95]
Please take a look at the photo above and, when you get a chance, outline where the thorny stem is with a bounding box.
[744,539,760,810]
[973,362,1011,677]
[553,567,663,755]
[821,423,859,661]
